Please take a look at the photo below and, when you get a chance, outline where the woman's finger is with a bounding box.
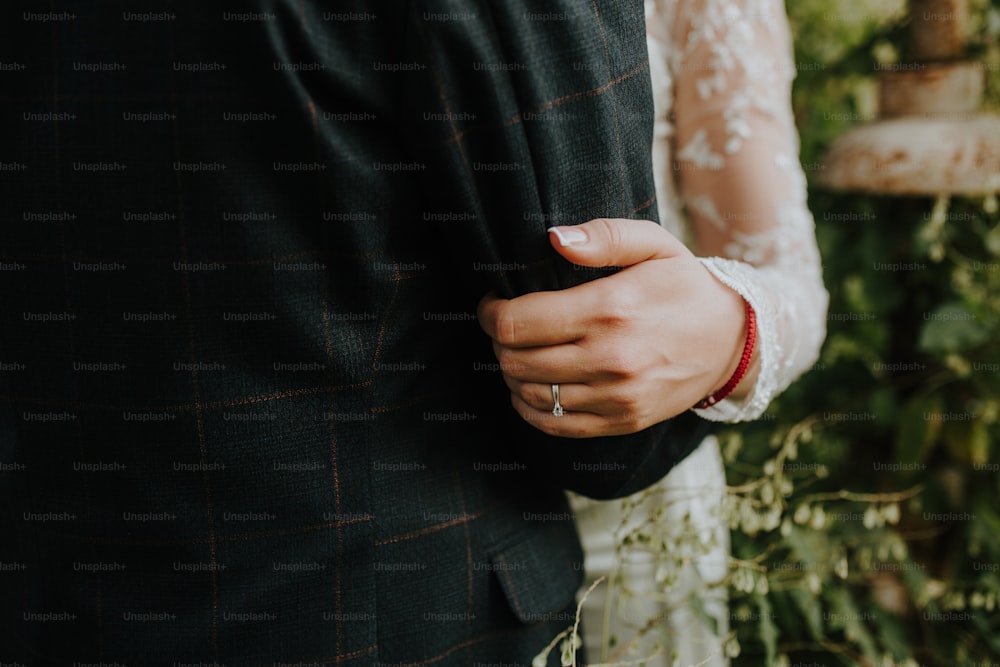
[493,339,600,383]
[477,288,591,349]
[509,393,612,439]
[505,378,608,415]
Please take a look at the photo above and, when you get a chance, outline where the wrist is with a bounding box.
[695,298,758,409]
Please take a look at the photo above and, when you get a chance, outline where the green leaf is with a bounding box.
[970,419,990,466]
[970,612,1000,655]
[943,417,991,465]
[768,590,807,643]
[969,504,1000,562]
[828,588,880,663]
[868,387,898,427]
[872,613,911,664]
[755,594,779,666]
[918,302,991,353]
[894,394,944,468]
[786,525,825,569]
[789,587,824,641]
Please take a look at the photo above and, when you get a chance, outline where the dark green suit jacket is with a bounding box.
[0,1,714,664]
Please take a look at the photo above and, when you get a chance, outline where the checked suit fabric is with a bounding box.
[0,1,715,664]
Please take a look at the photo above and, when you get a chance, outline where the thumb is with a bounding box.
[548,218,687,268]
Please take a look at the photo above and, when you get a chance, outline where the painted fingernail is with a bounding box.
[548,226,588,247]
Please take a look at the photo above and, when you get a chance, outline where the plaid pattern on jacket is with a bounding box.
[0,1,714,664]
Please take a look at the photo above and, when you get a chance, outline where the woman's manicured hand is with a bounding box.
[477,218,758,438]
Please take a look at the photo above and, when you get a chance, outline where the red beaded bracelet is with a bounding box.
[694,298,757,409]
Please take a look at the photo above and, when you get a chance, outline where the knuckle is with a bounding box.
[603,350,643,379]
[492,305,520,347]
[496,350,527,379]
[594,218,623,266]
[600,303,634,329]
[612,412,645,435]
[521,383,543,409]
[495,346,514,371]
[593,284,640,329]
[537,384,555,410]
[614,386,643,414]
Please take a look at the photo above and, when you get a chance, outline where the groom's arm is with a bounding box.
[400,0,719,499]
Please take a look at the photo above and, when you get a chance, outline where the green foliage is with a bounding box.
[724,1,1000,664]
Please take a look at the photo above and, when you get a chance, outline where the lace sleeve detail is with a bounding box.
[651,0,829,422]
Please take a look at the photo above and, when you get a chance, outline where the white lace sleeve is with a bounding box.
[650,0,829,422]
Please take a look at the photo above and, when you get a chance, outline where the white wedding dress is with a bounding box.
[571,0,829,664]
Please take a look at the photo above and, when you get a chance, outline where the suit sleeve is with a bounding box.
[400,0,719,499]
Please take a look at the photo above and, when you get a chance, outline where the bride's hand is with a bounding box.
[477,218,758,438]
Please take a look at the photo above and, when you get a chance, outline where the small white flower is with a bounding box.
[835,554,849,580]
[793,503,811,525]
[809,506,826,530]
[863,506,880,529]
[882,503,901,525]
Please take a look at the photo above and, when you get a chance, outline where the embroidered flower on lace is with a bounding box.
[678,129,725,170]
